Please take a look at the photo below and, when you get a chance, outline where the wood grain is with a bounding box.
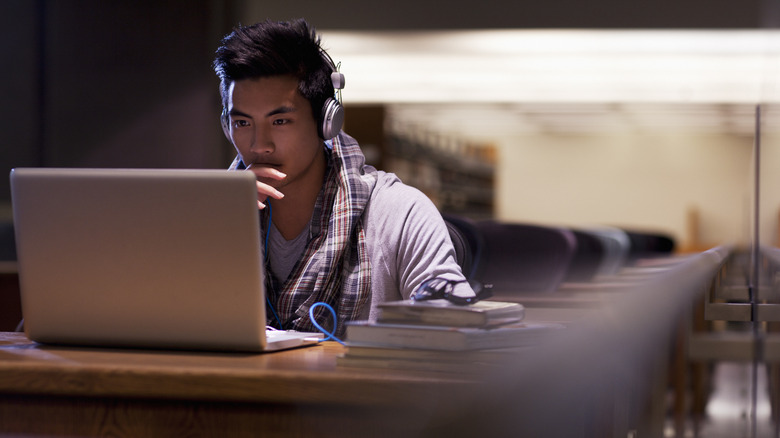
[0,332,478,437]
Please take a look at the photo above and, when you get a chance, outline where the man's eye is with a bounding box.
[232,119,249,128]
[272,119,289,126]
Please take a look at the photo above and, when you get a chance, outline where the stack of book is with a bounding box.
[338,299,565,373]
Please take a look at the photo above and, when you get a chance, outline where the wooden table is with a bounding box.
[0,251,725,437]
[0,332,477,437]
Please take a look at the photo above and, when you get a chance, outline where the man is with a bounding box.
[213,19,471,335]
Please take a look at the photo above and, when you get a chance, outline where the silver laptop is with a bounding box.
[10,167,323,352]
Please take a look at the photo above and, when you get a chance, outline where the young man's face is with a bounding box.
[225,75,323,192]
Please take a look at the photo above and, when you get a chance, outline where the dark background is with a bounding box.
[0,0,776,203]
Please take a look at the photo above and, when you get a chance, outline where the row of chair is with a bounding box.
[0,215,674,303]
[444,215,675,295]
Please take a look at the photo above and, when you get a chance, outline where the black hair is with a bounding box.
[213,19,334,122]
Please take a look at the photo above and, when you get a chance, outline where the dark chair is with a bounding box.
[585,226,631,277]
[442,214,483,281]
[564,230,605,283]
[623,229,676,263]
[474,221,577,295]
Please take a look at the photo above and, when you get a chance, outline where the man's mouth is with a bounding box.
[245,163,285,183]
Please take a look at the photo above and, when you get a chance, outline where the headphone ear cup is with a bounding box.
[320,97,344,140]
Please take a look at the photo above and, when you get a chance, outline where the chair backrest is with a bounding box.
[474,221,577,295]
[442,214,483,280]
[564,230,605,283]
[585,226,631,276]
[623,230,676,262]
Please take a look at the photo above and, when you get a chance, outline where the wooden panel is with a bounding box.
[0,394,432,437]
[0,332,475,437]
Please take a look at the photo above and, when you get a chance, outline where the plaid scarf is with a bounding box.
[245,132,376,336]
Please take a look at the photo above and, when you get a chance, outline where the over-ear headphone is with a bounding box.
[220,51,346,142]
[319,50,345,140]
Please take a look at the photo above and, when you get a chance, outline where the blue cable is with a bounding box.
[264,200,272,258]
[266,295,283,330]
[309,302,346,345]
[264,201,343,344]
[264,201,283,330]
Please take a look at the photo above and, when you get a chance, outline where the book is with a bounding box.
[336,354,488,373]
[343,344,527,361]
[337,344,530,373]
[344,320,565,351]
[376,299,525,327]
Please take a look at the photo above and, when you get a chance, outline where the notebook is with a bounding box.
[9,167,323,352]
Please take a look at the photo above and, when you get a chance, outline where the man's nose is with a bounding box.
[250,125,273,154]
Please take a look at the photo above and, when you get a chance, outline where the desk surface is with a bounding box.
[0,331,483,437]
[0,331,473,406]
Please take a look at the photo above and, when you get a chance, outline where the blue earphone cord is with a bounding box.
[264,202,284,329]
[263,201,344,344]
[309,302,346,345]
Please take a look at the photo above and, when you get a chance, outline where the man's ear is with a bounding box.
[221,108,231,141]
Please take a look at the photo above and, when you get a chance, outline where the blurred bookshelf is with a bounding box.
[345,105,496,220]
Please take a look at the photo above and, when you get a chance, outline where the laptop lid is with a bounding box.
[10,168,320,352]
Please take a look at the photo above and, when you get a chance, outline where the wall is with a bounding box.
[238,0,765,29]
[0,1,40,214]
[0,0,239,210]
[0,0,775,243]
[759,106,780,248]
[494,130,755,249]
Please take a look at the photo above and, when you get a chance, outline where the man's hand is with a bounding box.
[249,167,286,209]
